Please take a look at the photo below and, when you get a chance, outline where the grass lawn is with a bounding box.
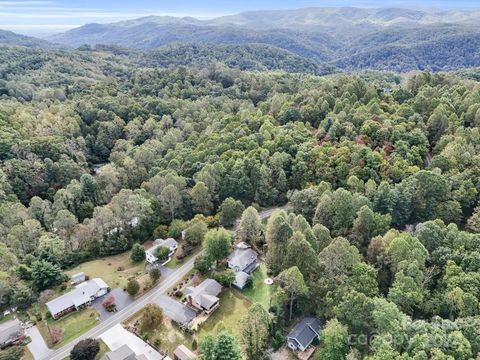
[165,247,200,270]
[95,339,110,359]
[124,308,194,358]
[66,251,146,289]
[196,289,252,342]
[38,308,100,349]
[241,264,272,309]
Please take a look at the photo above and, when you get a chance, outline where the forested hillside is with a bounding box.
[39,7,480,72]
[1,45,480,358]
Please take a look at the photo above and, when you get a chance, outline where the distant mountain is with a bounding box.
[139,43,322,74]
[47,7,480,72]
[0,29,54,48]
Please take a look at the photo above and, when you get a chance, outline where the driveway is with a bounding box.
[26,326,52,360]
[146,263,173,277]
[100,324,165,360]
[91,288,135,321]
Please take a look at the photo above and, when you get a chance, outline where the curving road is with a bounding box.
[31,205,288,360]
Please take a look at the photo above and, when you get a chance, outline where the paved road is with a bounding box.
[42,255,198,360]
[37,204,288,360]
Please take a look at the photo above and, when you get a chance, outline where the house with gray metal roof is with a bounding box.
[287,317,322,352]
[227,243,259,289]
[46,278,109,319]
[155,295,197,328]
[0,318,24,348]
[185,279,222,314]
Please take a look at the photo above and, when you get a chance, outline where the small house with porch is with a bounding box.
[287,317,322,352]
[185,279,222,314]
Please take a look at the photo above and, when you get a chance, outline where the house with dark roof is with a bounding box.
[146,238,178,264]
[173,344,196,360]
[287,317,322,352]
[227,242,259,289]
[185,279,222,314]
[0,318,25,348]
[46,278,109,319]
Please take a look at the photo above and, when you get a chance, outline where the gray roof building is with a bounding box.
[287,317,322,352]
[185,279,222,313]
[46,278,109,318]
[227,247,258,274]
[156,295,197,327]
[0,318,24,347]
[101,344,148,360]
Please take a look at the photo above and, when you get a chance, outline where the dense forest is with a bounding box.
[1,43,480,359]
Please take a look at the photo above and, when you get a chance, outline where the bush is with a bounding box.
[126,278,140,296]
[102,295,116,312]
[143,278,154,291]
[149,268,161,283]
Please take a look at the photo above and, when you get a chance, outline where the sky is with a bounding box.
[1,0,480,37]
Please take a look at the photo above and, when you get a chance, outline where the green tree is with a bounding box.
[70,338,100,360]
[126,278,140,296]
[149,268,161,283]
[203,228,232,265]
[130,243,145,262]
[183,220,208,246]
[191,181,213,215]
[156,246,171,262]
[201,331,242,360]
[160,184,182,221]
[218,197,244,227]
[31,260,65,291]
[240,303,271,360]
[266,211,293,274]
[140,304,163,332]
[317,319,349,360]
[276,266,308,321]
[237,206,262,245]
